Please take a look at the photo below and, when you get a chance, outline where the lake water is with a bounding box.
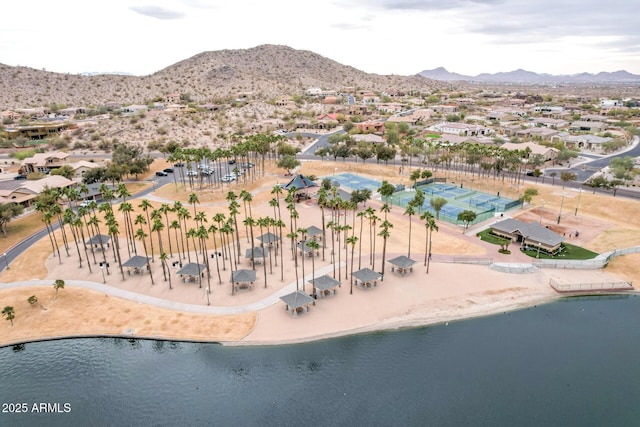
[2,295,640,426]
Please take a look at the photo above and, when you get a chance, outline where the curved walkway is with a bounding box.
[0,263,344,315]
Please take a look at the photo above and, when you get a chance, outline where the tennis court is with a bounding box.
[389,182,519,226]
[330,173,381,191]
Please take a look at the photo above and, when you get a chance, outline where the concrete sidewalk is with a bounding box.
[0,263,344,315]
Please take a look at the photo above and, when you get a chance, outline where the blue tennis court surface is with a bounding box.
[330,173,381,191]
[390,182,519,225]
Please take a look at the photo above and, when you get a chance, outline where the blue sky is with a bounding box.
[2,0,638,76]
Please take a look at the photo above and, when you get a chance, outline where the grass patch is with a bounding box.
[477,228,509,246]
[522,243,599,260]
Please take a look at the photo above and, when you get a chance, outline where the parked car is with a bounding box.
[13,175,27,180]
[173,162,184,167]
[187,170,198,177]
[79,200,91,208]
[228,159,236,165]
[163,168,174,173]
[155,171,168,177]
[221,174,236,182]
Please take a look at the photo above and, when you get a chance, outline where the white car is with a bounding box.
[221,174,236,182]
[187,170,198,177]
[79,201,91,208]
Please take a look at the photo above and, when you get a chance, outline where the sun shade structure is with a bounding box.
[176,263,207,283]
[86,234,111,250]
[122,255,150,275]
[245,247,269,259]
[491,218,564,254]
[387,256,417,275]
[257,232,281,245]
[309,274,340,297]
[305,225,323,239]
[281,174,318,191]
[352,268,383,288]
[297,240,319,257]
[280,290,315,316]
[231,269,258,292]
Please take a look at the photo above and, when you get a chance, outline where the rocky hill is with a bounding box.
[0,45,443,110]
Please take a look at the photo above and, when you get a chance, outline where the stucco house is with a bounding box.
[21,151,69,174]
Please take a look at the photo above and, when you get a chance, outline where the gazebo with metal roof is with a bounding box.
[176,262,207,283]
[280,290,315,316]
[297,240,319,258]
[352,268,383,289]
[387,255,417,275]
[122,255,151,276]
[257,232,281,247]
[309,274,340,298]
[306,225,323,239]
[231,269,257,292]
[245,247,269,266]
[86,234,111,251]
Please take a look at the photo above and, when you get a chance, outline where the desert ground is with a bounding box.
[1,159,638,347]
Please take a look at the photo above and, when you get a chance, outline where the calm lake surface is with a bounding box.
[2,295,640,426]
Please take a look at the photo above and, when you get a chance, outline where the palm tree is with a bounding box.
[106,216,126,281]
[346,235,358,294]
[188,192,200,219]
[297,227,308,292]
[404,204,416,258]
[138,199,155,261]
[159,203,174,257]
[244,216,257,269]
[287,230,300,291]
[357,210,366,269]
[240,190,254,242]
[2,306,15,326]
[378,220,393,281]
[178,208,192,263]
[160,251,172,289]
[196,225,211,294]
[207,224,223,285]
[89,213,108,273]
[421,211,438,273]
[256,217,269,289]
[307,239,320,296]
[317,187,328,261]
[135,228,154,285]
[118,201,135,257]
[186,228,202,288]
[53,279,65,301]
[63,209,83,269]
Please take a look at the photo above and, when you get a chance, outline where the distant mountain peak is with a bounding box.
[418,67,640,84]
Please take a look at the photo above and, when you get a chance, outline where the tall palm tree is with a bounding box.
[38,209,59,263]
[379,220,393,281]
[135,228,154,284]
[106,216,126,281]
[317,187,328,261]
[243,216,256,269]
[138,199,155,261]
[118,201,135,257]
[404,204,416,258]
[159,203,174,257]
[346,235,358,294]
[159,251,172,289]
[197,225,211,294]
[307,239,320,297]
[186,228,203,288]
[240,190,253,243]
[274,218,286,282]
[420,211,438,273]
[287,230,300,291]
[296,227,308,292]
[62,209,83,269]
[256,217,269,289]
[188,193,200,219]
[88,213,108,273]
[178,208,192,263]
[207,224,223,284]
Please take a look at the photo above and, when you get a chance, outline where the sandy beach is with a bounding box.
[0,161,638,347]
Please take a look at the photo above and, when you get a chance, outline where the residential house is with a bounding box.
[430,121,492,137]
[21,151,70,173]
[121,105,148,115]
[431,105,458,114]
[66,160,102,180]
[600,99,623,108]
[306,87,322,96]
[5,123,70,140]
[0,175,75,206]
[569,121,606,132]
[355,121,385,134]
[529,117,567,128]
[500,142,558,161]
[558,134,612,151]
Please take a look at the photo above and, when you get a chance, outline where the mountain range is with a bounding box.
[419,67,640,84]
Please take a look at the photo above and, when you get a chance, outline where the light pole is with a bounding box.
[3,252,9,270]
[557,192,567,224]
[574,188,582,216]
[539,200,545,224]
